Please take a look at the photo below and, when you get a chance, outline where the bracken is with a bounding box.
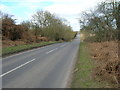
[88,41,120,88]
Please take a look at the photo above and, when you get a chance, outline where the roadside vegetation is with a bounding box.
[2,41,58,56]
[71,42,108,88]
[72,0,120,88]
[88,41,119,88]
[1,10,77,55]
[80,1,120,42]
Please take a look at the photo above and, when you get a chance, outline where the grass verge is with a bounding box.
[2,41,58,56]
[71,42,107,88]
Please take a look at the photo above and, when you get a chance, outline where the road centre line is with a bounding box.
[3,43,65,59]
[46,48,58,54]
[2,43,67,77]
[0,58,36,77]
[60,44,66,47]
[3,46,46,59]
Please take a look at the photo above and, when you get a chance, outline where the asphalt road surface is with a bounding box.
[2,35,80,88]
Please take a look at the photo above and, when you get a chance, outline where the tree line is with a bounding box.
[80,0,120,42]
[1,10,77,43]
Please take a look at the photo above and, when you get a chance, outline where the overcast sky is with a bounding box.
[1,0,105,31]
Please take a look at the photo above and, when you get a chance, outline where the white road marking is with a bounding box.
[3,46,46,59]
[60,44,66,47]
[3,43,63,60]
[0,58,36,77]
[46,48,58,54]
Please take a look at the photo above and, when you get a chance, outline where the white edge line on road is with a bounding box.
[46,48,58,54]
[0,58,36,77]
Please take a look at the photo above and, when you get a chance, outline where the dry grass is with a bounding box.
[2,36,49,48]
[88,41,120,88]
[71,42,107,88]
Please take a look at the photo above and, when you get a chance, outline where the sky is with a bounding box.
[0,0,105,31]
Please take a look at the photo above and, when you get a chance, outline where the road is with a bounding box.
[2,36,80,88]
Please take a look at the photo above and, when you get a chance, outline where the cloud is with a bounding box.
[0,4,10,13]
[43,0,106,31]
[1,0,106,31]
[44,4,80,15]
